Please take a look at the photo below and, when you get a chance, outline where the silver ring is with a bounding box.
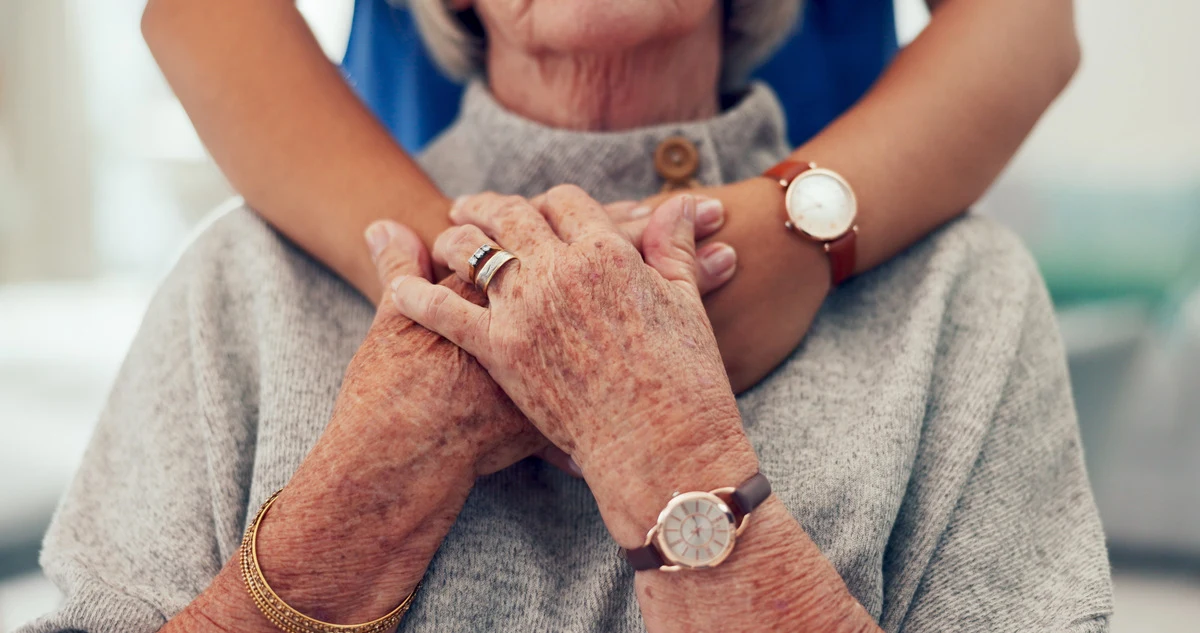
[474,250,519,294]
[467,244,494,281]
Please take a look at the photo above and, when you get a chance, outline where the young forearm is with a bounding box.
[142,0,450,301]
[793,0,1080,272]
[705,0,1078,391]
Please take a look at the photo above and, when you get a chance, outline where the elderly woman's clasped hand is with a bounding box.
[371,185,760,543]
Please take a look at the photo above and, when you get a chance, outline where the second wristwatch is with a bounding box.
[764,160,859,285]
[623,473,771,572]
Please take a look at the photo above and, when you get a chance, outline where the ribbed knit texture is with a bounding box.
[21,82,1112,632]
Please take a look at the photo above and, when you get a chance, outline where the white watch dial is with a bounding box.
[655,492,737,568]
[785,168,857,241]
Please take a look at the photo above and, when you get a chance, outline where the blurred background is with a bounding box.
[0,0,1197,630]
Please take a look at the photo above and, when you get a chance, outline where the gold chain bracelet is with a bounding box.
[239,490,418,633]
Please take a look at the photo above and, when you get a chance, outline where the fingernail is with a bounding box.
[566,457,583,478]
[700,244,737,277]
[695,198,724,231]
[680,195,696,222]
[451,195,469,215]
[629,205,652,219]
[365,221,394,262]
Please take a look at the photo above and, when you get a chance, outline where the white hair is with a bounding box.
[397,0,804,89]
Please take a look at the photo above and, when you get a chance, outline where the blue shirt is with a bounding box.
[341,0,898,153]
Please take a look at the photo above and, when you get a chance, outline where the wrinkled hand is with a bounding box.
[625,178,832,393]
[454,191,738,295]
[355,221,569,476]
[387,186,749,469]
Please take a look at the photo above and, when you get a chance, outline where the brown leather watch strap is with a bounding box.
[764,159,858,286]
[622,472,772,572]
[825,228,858,286]
[763,159,814,185]
[729,472,772,518]
[624,543,667,572]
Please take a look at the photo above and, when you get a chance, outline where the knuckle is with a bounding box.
[641,226,669,252]
[490,198,524,222]
[376,251,411,281]
[491,198,534,234]
[450,226,479,252]
[423,285,452,321]
[548,183,586,199]
[497,194,528,208]
[470,191,502,207]
[494,195,528,214]
[432,230,455,260]
[596,230,629,250]
[454,191,495,218]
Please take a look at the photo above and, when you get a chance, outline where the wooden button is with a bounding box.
[654,136,699,182]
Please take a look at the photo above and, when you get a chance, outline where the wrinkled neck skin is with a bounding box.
[484,9,723,131]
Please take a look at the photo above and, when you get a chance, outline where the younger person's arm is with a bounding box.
[142,0,449,301]
[686,0,1081,391]
[142,0,731,300]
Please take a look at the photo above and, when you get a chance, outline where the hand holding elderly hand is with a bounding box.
[617,178,834,393]
[444,192,738,295]
[376,186,759,545]
[355,223,556,476]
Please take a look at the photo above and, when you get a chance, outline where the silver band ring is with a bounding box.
[474,250,519,294]
[467,244,494,281]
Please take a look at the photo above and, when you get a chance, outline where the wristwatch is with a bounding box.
[763,160,859,285]
[623,472,771,572]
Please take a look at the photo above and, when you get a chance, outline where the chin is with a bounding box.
[478,0,718,53]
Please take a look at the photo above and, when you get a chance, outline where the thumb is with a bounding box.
[641,194,700,293]
[365,220,433,302]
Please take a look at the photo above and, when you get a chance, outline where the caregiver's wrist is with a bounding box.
[746,175,834,291]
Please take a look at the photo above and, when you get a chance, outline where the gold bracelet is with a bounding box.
[239,490,418,633]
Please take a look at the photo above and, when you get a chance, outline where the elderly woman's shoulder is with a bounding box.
[918,212,1042,287]
[858,212,1049,314]
[155,202,373,332]
[816,213,1059,374]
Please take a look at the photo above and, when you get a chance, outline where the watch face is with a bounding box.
[654,492,737,569]
[784,168,857,241]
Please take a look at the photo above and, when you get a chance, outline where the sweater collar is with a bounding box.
[446,80,790,202]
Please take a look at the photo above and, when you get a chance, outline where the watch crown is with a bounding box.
[670,491,681,498]
[784,221,793,230]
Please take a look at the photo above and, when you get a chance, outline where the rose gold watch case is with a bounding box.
[648,490,739,572]
[781,166,859,242]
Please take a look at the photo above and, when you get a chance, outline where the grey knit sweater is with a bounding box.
[22,83,1112,632]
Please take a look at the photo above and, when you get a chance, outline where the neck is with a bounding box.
[485,11,722,131]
